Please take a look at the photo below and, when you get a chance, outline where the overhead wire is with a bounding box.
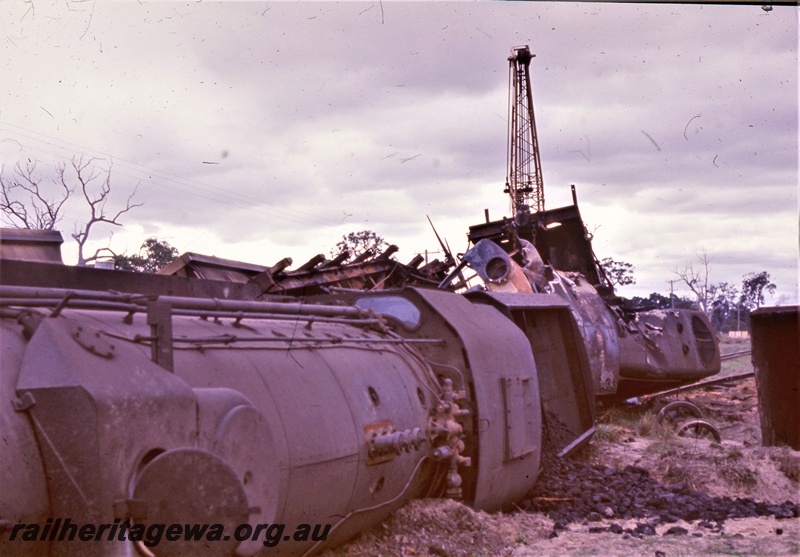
[1,123,337,228]
[0,120,342,229]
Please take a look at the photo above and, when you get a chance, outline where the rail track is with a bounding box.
[720,349,752,362]
[632,349,753,403]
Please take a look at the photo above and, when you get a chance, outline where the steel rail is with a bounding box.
[638,371,755,402]
[720,349,752,362]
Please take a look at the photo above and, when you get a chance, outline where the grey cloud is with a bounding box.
[1,1,796,303]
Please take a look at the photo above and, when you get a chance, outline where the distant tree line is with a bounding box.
[608,250,777,333]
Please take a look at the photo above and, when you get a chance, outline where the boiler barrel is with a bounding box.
[750,305,800,450]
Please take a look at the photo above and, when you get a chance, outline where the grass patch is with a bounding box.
[717,460,759,489]
[598,407,675,440]
[598,406,639,428]
[665,465,691,485]
[720,356,755,377]
[717,338,754,378]
[593,423,625,443]
[714,447,758,489]
[664,461,695,487]
[635,410,658,437]
[651,420,679,443]
[705,540,751,556]
[724,446,744,462]
[644,438,680,457]
[769,447,800,482]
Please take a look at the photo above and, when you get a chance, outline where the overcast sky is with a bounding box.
[1,2,797,304]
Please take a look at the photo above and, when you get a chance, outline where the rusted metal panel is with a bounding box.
[0,258,265,300]
[11,317,198,557]
[548,272,620,395]
[0,319,50,536]
[409,287,542,512]
[501,376,538,461]
[751,305,800,450]
[616,309,720,398]
[467,291,596,457]
[158,251,270,282]
[0,228,64,264]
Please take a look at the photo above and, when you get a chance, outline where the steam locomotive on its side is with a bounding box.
[0,194,719,556]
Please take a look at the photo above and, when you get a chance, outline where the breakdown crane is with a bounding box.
[504,46,545,216]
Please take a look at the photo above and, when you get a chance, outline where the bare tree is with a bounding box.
[674,250,712,314]
[63,157,143,266]
[0,160,73,229]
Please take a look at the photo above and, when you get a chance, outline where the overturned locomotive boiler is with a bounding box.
[464,186,721,399]
[0,231,594,557]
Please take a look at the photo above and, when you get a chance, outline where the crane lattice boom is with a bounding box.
[504,46,545,216]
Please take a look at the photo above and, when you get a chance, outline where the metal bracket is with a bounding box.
[147,300,174,372]
[12,392,36,412]
[73,325,116,359]
[365,420,396,465]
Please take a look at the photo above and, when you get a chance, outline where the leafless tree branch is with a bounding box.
[674,249,712,314]
[2,156,143,265]
[83,246,121,266]
[63,156,143,265]
[0,161,73,229]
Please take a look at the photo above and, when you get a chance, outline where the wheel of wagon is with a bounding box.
[656,401,702,427]
[676,419,721,442]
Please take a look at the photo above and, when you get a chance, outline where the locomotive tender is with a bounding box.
[0,221,718,556]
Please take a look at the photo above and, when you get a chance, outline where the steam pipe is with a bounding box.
[0,297,385,327]
[0,285,365,318]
